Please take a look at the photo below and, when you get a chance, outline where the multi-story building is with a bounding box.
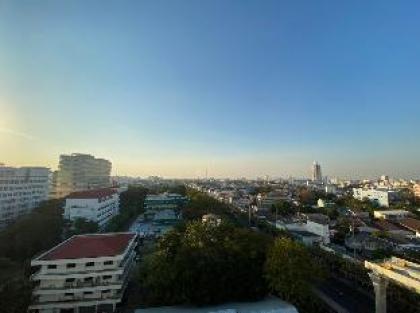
[54,154,112,198]
[0,165,50,229]
[29,232,137,313]
[64,188,119,229]
[413,183,420,200]
[311,161,322,182]
[144,193,188,211]
[353,188,397,207]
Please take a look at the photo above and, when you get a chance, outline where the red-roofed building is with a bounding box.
[30,233,137,313]
[64,188,119,228]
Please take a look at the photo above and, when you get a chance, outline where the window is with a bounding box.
[66,263,76,268]
[84,277,93,282]
[83,291,93,295]
[102,275,112,280]
[85,262,94,267]
[104,260,113,266]
[65,278,75,283]
[101,289,111,293]
[47,264,57,269]
[64,293,74,297]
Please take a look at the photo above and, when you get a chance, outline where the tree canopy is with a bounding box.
[138,221,271,306]
[265,238,323,309]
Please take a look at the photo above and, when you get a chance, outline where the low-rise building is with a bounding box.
[353,188,397,207]
[144,193,188,211]
[305,213,330,244]
[64,188,119,228]
[373,210,410,221]
[29,232,137,313]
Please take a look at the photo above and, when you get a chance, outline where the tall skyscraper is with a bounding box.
[53,153,112,198]
[0,165,50,229]
[311,161,322,182]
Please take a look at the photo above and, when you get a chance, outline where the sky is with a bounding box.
[1,0,420,179]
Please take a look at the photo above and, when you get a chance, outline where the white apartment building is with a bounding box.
[29,232,138,313]
[54,154,112,198]
[0,165,50,229]
[64,189,119,228]
[353,188,397,207]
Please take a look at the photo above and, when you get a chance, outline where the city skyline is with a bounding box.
[1,1,420,178]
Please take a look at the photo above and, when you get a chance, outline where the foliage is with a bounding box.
[148,184,187,196]
[66,218,99,236]
[264,238,323,309]
[0,199,64,262]
[104,186,148,232]
[0,199,64,312]
[138,221,271,306]
[271,200,294,217]
[182,189,243,225]
[0,277,32,313]
[336,195,378,214]
[296,187,325,206]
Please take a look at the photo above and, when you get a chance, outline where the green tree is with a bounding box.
[138,221,271,306]
[104,186,148,232]
[264,238,323,308]
[72,218,99,235]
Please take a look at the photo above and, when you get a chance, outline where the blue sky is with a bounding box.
[1,0,420,178]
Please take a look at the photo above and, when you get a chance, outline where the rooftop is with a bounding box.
[305,213,329,225]
[400,218,420,232]
[67,188,117,199]
[38,233,136,260]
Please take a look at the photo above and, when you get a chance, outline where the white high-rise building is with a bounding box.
[29,233,137,313]
[311,161,322,182]
[0,165,50,229]
[54,154,112,198]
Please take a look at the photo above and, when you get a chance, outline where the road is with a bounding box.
[316,277,374,313]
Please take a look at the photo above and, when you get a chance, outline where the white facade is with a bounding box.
[64,189,119,228]
[0,165,50,229]
[306,219,330,244]
[29,233,137,313]
[373,210,410,221]
[353,188,396,207]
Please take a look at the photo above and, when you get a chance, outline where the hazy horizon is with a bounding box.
[1,1,420,179]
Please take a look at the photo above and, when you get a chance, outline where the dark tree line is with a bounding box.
[136,221,324,312]
[138,222,271,305]
[0,199,64,313]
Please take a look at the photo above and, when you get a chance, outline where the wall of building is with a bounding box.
[0,166,50,229]
[64,193,119,227]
